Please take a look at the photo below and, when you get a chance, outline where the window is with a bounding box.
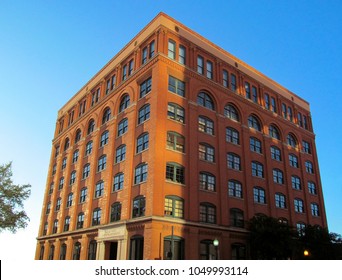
[197,92,214,110]
[69,171,76,185]
[43,223,48,236]
[164,196,184,218]
[142,46,148,64]
[166,162,185,184]
[273,169,284,184]
[82,164,90,179]
[58,177,64,190]
[228,180,243,198]
[252,86,258,103]
[122,64,127,81]
[199,143,215,162]
[271,146,281,161]
[119,95,130,112]
[115,145,126,163]
[100,130,109,147]
[289,154,299,168]
[94,180,104,198]
[224,104,239,121]
[198,116,214,135]
[296,223,306,236]
[252,161,264,178]
[250,137,262,153]
[167,131,185,153]
[149,40,155,58]
[311,203,320,216]
[111,74,116,90]
[248,115,261,131]
[75,129,82,143]
[60,244,67,260]
[113,173,124,191]
[97,155,107,172]
[206,60,213,79]
[67,193,73,207]
[55,145,60,158]
[110,202,121,222]
[294,198,304,213]
[226,127,239,145]
[230,74,237,92]
[46,202,51,214]
[308,181,317,195]
[92,208,101,226]
[140,77,152,98]
[79,99,86,117]
[164,236,185,260]
[52,164,56,175]
[199,172,215,192]
[102,108,111,124]
[117,118,128,136]
[64,138,70,151]
[62,157,67,170]
[197,55,204,74]
[77,212,84,229]
[91,88,100,106]
[282,103,287,119]
[179,45,186,64]
[138,104,150,124]
[305,161,314,174]
[231,243,246,260]
[132,196,145,218]
[230,208,244,228]
[85,141,93,155]
[200,203,216,224]
[73,242,81,260]
[287,134,297,148]
[245,82,251,99]
[88,240,97,260]
[168,76,185,97]
[49,183,54,195]
[106,78,111,94]
[302,141,311,154]
[271,97,277,112]
[167,103,185,123]
[55,198,61,211]
[80,187,87,203]
[275,193,286,208]
[134,163,148,184]
[223,70,229,87]
[253,187,266,204]
[64,216,70,231]
[227,153,241,171]
[288,106,293,122]
[72,149,79,163]
[53,219,58,234]
[292,176,301,190]
[264,93,270,110]
[168,39,176,59]
[136,133,149,153]
[200,240,217,260]
[129,235,144,260]
[87,119,95,135]
[128,59,134,76]
[269,125,280,140]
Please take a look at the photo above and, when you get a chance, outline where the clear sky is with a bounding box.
[0,0,341,261]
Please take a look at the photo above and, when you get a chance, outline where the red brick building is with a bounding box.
[35,12,327,260]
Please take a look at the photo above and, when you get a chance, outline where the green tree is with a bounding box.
[0,162,31,232]
[248,215,298,259]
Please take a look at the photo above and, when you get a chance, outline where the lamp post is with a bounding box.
[303,249,309,258]
[213,239,219,260]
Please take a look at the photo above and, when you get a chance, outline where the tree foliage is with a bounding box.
[0,162,31,233]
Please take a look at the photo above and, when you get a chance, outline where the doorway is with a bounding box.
[109,242,118,260]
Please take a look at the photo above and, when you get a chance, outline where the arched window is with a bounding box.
[287,133,297,148]
[64,138,70,151]
[199,172,216,192]
[269,125,280,140]
[77,212,84,229]
[110,202,122,222]
[64,216,70,231]
[75,129,82,143]
[199,203,216,224]
[224,104,239,121]
[87,119,95,135]
[132,196,145,218]
[167,131,185,153]
[102,107,111,124]
[73,242,81,260]
[48,245,55,260]
[164,196,184,218]
[166,162,185,184]
[164,235,185,260]
[248,115,262,131]
[253,187,266,204]
[119,94,130,112]
[92,208,101,226]
[200,239,217,260]
[197,92,214,110]
[228,180,243,198]
[60,243,67,260]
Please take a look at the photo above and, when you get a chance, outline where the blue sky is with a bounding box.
[0,0,341,260]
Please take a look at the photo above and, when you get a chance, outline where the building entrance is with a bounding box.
[108,242,118,260]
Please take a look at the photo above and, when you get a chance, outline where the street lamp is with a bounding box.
[213,239,219,260]
[303,249,309,258]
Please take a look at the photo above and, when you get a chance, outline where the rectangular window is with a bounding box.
[282,103,287,119]
[197,56,204,74]
[142,47,148,64]
[252,86,258,103]
[140,77,152,98]
[231,74,237,92]
[206,60,213,79]
[264,93,270,109]
[149,40,155,58]
[245,82,251,99]
[111,75,116,90]
[128,59,134,76]
[122,65,127,81]
[168,40,176,59]
[179,45,186,64]
[223,70,229,88]
[271,97,277,113]
[168,76,185,97]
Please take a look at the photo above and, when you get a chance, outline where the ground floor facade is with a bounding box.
[35,217,249,260]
